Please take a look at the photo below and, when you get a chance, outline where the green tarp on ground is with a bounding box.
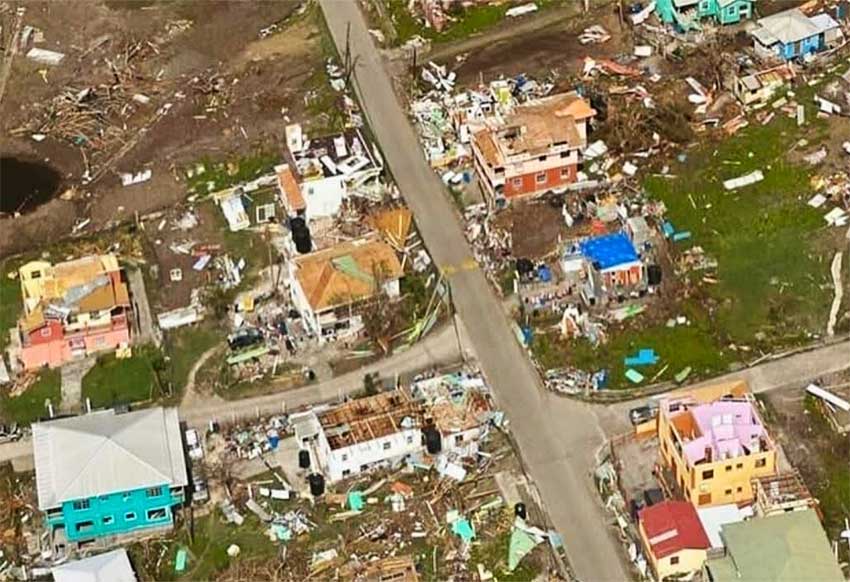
[348,491,365,512]
[175,548,188,572]
[508,526,539,572]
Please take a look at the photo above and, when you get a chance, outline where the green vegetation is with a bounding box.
[802,395,850,551]
[468,527,540,582]
[130,513,277,582]
[82,349,158,408]
[162,324,221,400]
[308,5,347,134]
[1,369,60,425]
[645,114,830,342]
[386,0,564,44]
[0,263,21,352]
[185,151,279,195]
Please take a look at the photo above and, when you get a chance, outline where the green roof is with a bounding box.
[706,510,843,582]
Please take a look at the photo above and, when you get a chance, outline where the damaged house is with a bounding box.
[657,381,777,508]
[287,235,403,343]
[561,231,648,307]
[284,124,383,222]
[655,0,756,31]
[750,8,843,61]
[12,255,132,370]
[729,63,795,106]
[471,91,595,206]
[294,373,493,482]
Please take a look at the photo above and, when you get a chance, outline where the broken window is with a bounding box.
[146,508,167,521]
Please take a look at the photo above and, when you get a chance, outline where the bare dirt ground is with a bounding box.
[447,8,629,85]
[0,0,323,257]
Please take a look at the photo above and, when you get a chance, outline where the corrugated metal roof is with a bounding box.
[51,549,137,582]
[33,407,188,509]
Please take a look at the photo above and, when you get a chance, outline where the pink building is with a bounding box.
[16,255,132,370]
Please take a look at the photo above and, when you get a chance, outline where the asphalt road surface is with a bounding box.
[318,2,629,579]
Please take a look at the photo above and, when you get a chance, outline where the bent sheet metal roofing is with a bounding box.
[579,232,640,271]
[33,407,188,509]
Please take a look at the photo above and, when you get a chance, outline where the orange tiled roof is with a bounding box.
[276,164,306,212]
[295,237,403,312]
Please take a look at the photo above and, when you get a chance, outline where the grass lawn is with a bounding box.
[82,350,157,408]
[0,262,21,353]
[386,0,564,45]
[129,513,277,582]
[1,368,60,425]
[162,324,221,400]
[185,151,279,196]
[645,113,830,342]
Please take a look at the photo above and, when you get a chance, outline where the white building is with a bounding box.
[294,373,494,483]
[286,235,403,343]
[285,125,383,222]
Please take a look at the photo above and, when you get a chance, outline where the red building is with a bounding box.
[471,91,595,206]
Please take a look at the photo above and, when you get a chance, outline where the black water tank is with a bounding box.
[647,264,663,286]
[423,426,442,455]
[515,502,527,520]
[290,217,312,254]
[308,473,325,497]
[298,449,311,469]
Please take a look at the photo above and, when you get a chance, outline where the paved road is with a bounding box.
[593,339,850,438]
[179,320,464,426]
[319,2,629,579]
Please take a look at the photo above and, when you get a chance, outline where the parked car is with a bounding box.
[629,404,658,426]
[227,327,264,350]
[185,428,204,461]
[192,477,209,504]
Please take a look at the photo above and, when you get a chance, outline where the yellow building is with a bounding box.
[638,500,711,580]
[657,381,777,507]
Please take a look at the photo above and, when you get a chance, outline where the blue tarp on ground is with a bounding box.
[579,232,639,270]
[452,518,476,542]
[348,491,365,512]
[624,349,660,367]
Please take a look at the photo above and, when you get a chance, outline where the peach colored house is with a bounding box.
[16,255,132,370]
[471,91,595,206]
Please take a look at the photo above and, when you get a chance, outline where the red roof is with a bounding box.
[639,501,710,559]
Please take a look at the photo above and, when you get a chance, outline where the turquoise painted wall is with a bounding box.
[46,484,184,542]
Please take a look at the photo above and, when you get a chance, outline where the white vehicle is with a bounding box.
[185,428,204,460]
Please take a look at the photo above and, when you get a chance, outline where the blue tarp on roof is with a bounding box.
[579,232,639,270]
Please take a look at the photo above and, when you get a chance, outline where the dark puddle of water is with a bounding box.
[0,157,63,215]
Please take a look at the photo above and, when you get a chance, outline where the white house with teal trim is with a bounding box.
[33,407,188,551]
[656,0,756,31]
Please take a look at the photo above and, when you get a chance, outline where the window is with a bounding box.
[256,203,276,223]
[125,512,137,521]
[40,327,51,337]
[146,487,161,498]
[736,463,743,469]
[725,465,732,472]
[670,556,680,565]
[342,469,351,477]
[538,155,547,162]
[755,458,767,468]
[72,499,90,511]
[75,520,94,533]
[382,442,391,451]
[535,172,547,184]
[341,453,348,462]
[736,486,743,493]
[560,167,572,179]
[122,492,132,501]
[511,177,522,187]
[102,515,114,525]
[702,469,714,480]
[725,489,732,496]
[455,434,464,445]
[406,435,414,445]
[146,508,167,521]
